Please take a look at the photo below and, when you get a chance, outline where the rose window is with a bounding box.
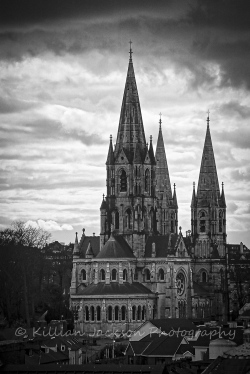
[176,273,185,296]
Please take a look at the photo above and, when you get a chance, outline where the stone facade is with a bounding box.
[70,49,234,333]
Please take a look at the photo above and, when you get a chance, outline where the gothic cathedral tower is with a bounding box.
[191,115,227,258]
[100,47,178,256]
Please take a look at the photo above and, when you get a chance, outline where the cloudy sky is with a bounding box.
[0,0,249,246]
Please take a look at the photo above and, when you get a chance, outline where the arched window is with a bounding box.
[125,209,132,229]
[96,306,101,321]
[150,209,154,230]
[201,271,207,283]
[81,269,86,281]
[134,270,138,281]
[199,211,206,232]
[145,268,151,281]
[132,306,136,320]
[158,269,164,281]
[137,306,141,321]
[171,212,175,233]
[142,306,146,321]
[121,306,126,321]
[114,306,119,321]
[90,306,95,321]
[100,269,105,281]
[108,306,112,321]
[115,211,119,229]
[123,269,127,281]
[120,170,127,192]
[111,269,117,281]
[85,306,89,321]
[219,211,223,233]
[145,169,150,193]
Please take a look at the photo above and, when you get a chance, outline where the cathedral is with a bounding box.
[70,48,229,333]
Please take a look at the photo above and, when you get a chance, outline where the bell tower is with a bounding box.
[191,114,226,258]
[100,44,157,255]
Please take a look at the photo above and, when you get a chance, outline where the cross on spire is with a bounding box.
[159,112,162,127]
[129,40,133,60]
[207,110,210,126]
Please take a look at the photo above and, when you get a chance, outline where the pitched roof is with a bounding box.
[145,234,179,257]
[76,282,153,296]
[202,356,250,374]
[79,234,100,258]
[96,234,135,259]
[149,318,197,334]
[130,333,184,357]
[114,52,147,162]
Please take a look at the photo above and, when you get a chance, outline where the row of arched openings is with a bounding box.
[84,305,147,322]
[144,268,165,281]
[81,269,128,282]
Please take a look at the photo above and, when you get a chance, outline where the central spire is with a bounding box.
[114,43,146,161]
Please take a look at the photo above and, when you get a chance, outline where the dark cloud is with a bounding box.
[216,127,250,150]
[0,118,105,150]
[0,96,37,113]
[231,169,250,182]
[220,101,250,119]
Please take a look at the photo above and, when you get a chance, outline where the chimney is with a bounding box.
[240,242,244,254]
[93,233,95,237]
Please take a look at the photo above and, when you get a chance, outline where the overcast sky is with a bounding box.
[0,0,249,246]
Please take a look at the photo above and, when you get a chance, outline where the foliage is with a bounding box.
[0,220,73,328]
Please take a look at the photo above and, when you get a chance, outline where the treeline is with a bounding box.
[0,221,73,328]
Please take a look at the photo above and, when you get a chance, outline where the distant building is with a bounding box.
[70,47,249,332]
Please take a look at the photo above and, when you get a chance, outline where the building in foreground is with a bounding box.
[70,47,248,333]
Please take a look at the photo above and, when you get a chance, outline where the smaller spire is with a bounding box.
[191,182,196,208]
[148,135,156,165]
[106,134,114,165]
[73,232,80,257]
[129,40,133,61]
[220,182,226,208]
[173,183,178,208]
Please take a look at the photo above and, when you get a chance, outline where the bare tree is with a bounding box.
[0,220,51,327]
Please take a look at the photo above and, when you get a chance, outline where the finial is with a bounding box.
[207,110,210,126]
[82,228,85,233]
[193,181,195,189]
[129,40,133,61]
[102,193,105,200]
[179,226,182,233]
[150,135,152,143]
[174,183,176,190]
[110,134,112,142]
[159,112,162,127]
[75,232,78,240]
[222,182,224,189]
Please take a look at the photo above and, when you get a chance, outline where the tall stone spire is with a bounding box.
[114,43,146,161]
[196,114,220,207]
[155,116,172,199]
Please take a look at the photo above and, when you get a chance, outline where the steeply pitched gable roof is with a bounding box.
[96,234,135,259]
[76,282,153,296]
